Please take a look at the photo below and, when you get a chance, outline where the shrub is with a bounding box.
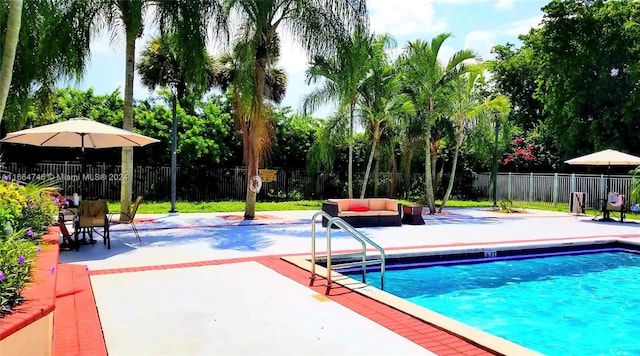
[0,231,39,316]
[0,179,58,240]
[0,177,58,317]
[0,178,28,236]
[17,183,59,238]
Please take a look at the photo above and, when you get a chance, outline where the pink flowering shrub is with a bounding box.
[500,136,538,171]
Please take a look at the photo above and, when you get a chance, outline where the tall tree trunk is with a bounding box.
[244,136,258,218]
[424,99,436,213]
[359,123,379,199]
[0,0,23,124]
[119,30,136,220]
[424,129,436,214]
[430,137,439,194]
[245,41,268,218]
[347,99,354,199]
[439,133,463,212]
[390,148,398,198]
[373,141,381,196]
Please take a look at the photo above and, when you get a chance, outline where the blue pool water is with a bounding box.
[344,250,640,355]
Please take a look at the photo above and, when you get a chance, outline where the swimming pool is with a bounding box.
[340,243,640,356]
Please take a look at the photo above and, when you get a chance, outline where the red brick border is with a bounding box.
[52,264,107,356]
[0,226,59,341]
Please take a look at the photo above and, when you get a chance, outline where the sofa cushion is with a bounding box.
[350,205,369,212]
[337,211,359,217]
[378,210,400,216]
[368,199,388,211]
[385,199,399,212]
[349,199,370,209]
[337,200,351,212]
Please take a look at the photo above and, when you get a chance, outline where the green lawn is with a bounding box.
[108,200,324,214]
[108,199,572,214]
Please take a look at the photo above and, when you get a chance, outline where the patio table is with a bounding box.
[402,204,425,225]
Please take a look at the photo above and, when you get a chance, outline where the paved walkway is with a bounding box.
[55,208,640,355]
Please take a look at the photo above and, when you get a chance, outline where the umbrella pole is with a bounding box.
[603,163,612,221]
[81,134,86,199]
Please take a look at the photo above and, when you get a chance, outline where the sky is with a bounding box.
[74,0,548,116]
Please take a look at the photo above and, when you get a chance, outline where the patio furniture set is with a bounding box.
[321,198,425,227]
[57,195,142,250]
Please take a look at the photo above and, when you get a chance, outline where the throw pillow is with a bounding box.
[350,205,369,212]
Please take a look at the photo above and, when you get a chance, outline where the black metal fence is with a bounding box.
[0,161,440,201]
[0,162,347,201]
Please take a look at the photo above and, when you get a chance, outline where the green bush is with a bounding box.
[0,177,58,317]
[0,231,39,316]
[0,178,28,237]
[0,179,58,240]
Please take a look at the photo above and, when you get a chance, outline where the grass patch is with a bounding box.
[106,198,638,221]
[108,200,323,214]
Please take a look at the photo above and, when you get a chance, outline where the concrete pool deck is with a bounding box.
[54,208,640,355]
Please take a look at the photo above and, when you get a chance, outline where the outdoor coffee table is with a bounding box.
[402,204,425,225]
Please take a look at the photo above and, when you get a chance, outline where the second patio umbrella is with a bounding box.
[565,149,640,220]
[0,117,160,196]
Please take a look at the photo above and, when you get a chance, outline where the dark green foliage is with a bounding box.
[3,87,323,171]
[269,108,320,169]
[491,0,640,167]
[0,233,37,316]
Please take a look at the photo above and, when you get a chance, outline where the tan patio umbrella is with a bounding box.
[565,149,640,166]
[565,149,640,220]
[0,117,159,195]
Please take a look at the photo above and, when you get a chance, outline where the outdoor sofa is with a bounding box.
[321,198,402,228]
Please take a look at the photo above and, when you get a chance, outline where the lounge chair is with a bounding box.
[107,196,142,248]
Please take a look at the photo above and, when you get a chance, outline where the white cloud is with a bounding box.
[502,15,543,36]
[495,0,515,10]
[368,0,446,36]
[460,15,543,61]
[386,46,404,61]
[276,32,310,75]
[464,30,495,60]
[437,45,456,64]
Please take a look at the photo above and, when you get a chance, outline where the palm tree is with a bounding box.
[398,34,477,213]
[211,40,287,206]
[225,0,366,218]
[303,25,373,199]
[0,0,23,124]
[439,65,510,211]
[0,0,95,129]
[137,34,216,213]
[94,0,147,218]
[357,35,413,198]
[96,0,225,219]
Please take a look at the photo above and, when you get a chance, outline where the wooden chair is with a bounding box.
[108,196,143,248]
[58,217,74,251]
[74,200,109,251]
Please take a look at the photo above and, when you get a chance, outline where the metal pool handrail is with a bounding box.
[310,211,334,278]
[309,211,386,291]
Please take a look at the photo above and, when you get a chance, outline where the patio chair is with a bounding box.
[57,218,74,251]
[605,193,626,223]
[108,196,142,248]
[74,200,109,251]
